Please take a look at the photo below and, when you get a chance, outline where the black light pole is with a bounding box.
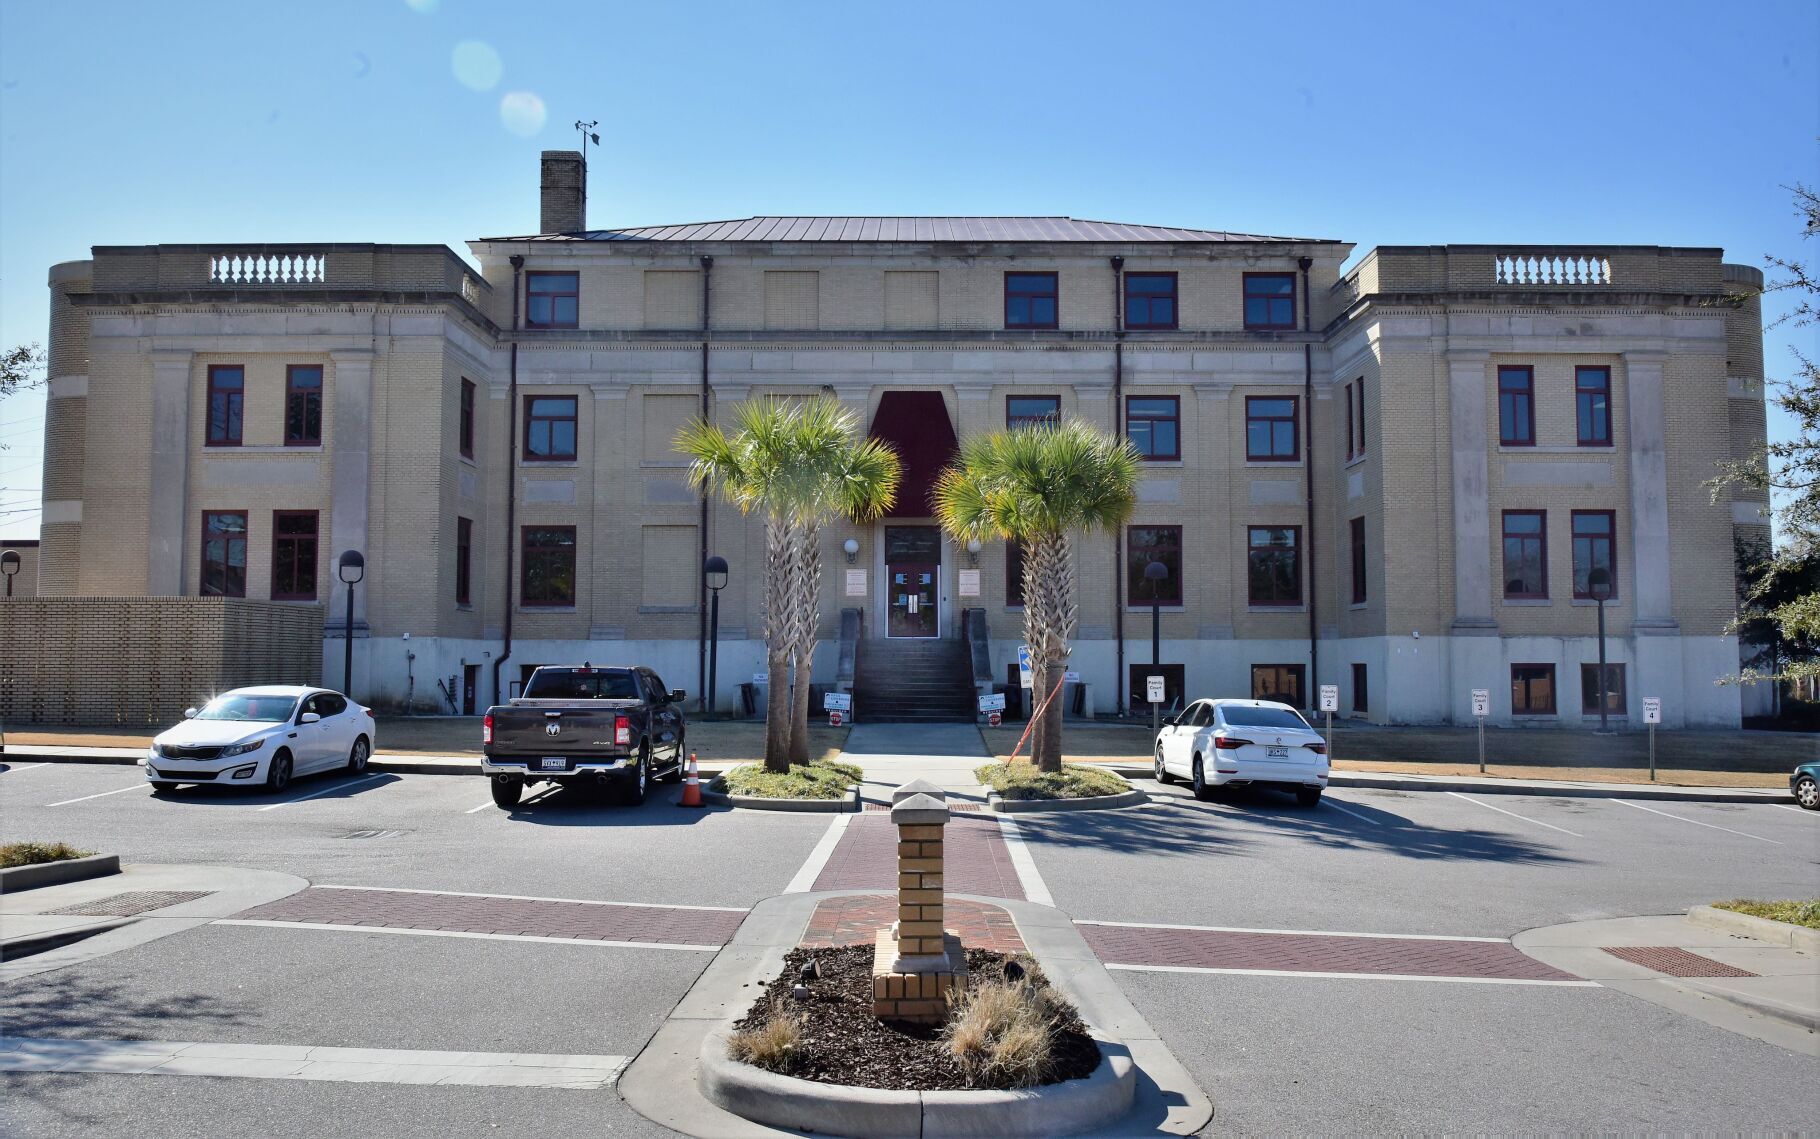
[0,550,19,597]
[1144,560,1169,668]
[704,555,728,715]
[1588,566,1612,733]
[338,550,365,697]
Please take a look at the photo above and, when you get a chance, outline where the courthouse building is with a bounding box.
[28,152,1772,725]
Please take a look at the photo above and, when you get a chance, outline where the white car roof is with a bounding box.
[210,685,325,698]
[1207,698,1299,712]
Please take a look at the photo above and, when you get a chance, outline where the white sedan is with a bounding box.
[1154,698,1328,806]
[145,686,376,794]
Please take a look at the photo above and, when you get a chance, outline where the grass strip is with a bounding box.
[974,761,1128,800]
[722,759,864,800]
[0,841,95,869]
[1712,898,1820,930]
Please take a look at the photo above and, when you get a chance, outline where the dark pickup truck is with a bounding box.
[481,665,687,808]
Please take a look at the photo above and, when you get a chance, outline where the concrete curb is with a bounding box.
[0,853,119,894]
[986,786,1149,814]
[0,916,136,960]
[1688,904,1820,954]
[704,773,861,813]
[617,888,1212,1137]
[699,1026,1135,1138]
[1103,761,1788,804]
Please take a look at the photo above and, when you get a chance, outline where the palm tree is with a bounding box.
[935,420,1139,772]
[678,398,899,771]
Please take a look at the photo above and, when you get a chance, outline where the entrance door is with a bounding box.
[462,664,478,715]
[885,525,941,639]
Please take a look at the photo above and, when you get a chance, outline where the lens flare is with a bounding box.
[451,41,502,92]
[500,91,547,137]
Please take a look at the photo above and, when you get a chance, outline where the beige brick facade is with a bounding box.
[27,172,1768,725]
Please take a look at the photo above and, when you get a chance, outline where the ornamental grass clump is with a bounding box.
[975,761,1128,800]
[723,759,863,800]
[944,963,1066,1088]
[1714,898,1820,930]
[0,841,93,869]
[727,1005,806,1075]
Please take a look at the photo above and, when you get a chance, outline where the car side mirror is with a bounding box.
[300,712,321,724]
[183,707,198,719]
[1161,716,1177,728]
[669,689,686,704]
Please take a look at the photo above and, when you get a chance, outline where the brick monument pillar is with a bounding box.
[872,784,967,1023]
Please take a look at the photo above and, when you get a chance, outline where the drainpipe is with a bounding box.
[1110,256,1126,716]
[696,255,714,712]
[1299,255,1317,704]
[492,255,524,706]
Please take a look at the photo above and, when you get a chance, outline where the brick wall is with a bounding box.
[0,598,323,725]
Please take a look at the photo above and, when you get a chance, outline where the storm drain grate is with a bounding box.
[1600,945,1759,978]
[340,829,411,840]
[46,891,212,917]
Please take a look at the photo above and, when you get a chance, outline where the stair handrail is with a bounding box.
[837,608,862,694]
[961,607,993,698]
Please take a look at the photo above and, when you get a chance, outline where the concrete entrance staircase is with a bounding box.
[853,637,974,723]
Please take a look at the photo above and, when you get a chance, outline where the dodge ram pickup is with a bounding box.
[481,665,687,808]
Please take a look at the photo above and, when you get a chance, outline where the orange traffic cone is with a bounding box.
[680,751,704,808]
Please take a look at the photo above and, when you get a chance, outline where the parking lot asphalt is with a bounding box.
[3,758,1816,1135]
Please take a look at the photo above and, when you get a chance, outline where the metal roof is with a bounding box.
[480,217,1333,244]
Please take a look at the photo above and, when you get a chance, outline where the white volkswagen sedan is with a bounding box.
[145,686,376,794]
[1153,698,1328,806]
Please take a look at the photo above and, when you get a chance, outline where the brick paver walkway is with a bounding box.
[232,886,747,948]
[810,815,1024,899]
[801,894,1026,954]
[1079,922,1579,981]
[1601,945,1759,978]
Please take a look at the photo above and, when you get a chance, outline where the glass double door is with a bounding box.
[885,526,941,639]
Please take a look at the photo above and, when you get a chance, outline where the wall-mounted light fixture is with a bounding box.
[966,538,982,568]
[842,538,861,565]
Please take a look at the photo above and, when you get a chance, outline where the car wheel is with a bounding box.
[347,735,370,775]
[1797,775,1819,811]
[490,776,522,809]
[1296,787,1323,808]
[624,745,650,806]
[659,734,685,784]
[265,751,292,793]
[1154,747,1174,784]
[1191,755,1209,801]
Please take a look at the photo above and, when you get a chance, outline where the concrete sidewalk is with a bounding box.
[1514,914,1818,1056]
[834,722,991,804]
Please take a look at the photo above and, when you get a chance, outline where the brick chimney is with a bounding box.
[540,151,586,234]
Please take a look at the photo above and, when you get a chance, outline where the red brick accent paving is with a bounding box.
[811,816,1024,900]
[1600,946,1759,978]
[802,894,1026,954]
[232,887,746,947]
[1079,923,1580,981]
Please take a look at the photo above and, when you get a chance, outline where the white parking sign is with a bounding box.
[1146,675,1166,704]
[1642,697,1661,725]
[1471,689,1490,718]
[1017,645,1033,689]
[1319,685,1338,712]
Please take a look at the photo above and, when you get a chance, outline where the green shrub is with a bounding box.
[1713,898,1820,930]
[722,760,862,800]
[0,841,95,869]
[974,762,1129,800]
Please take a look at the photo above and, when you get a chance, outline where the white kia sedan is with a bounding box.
[145,686,376,794]
[1153,698,1328,806]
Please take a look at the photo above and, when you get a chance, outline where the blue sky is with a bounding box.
[1,0,1815,539]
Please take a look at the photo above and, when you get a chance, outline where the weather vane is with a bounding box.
[575,120,600,163]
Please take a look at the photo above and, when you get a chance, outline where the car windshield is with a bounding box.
[195,694,298,722]
[1220,705,1311,730]
[523,670,640,700]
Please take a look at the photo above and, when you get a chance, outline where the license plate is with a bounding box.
[1266,746,1289,760]
[540,757,567,770]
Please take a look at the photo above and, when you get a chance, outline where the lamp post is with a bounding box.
[0,550,19,598]
[1143,559,1169,730]
[704,555,728,715]
[337,550,364,697]
[1588,566,1612,733]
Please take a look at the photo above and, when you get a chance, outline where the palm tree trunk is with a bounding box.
[787,524,822,767]
[1022,532,1076,773]
[762,515,794,772]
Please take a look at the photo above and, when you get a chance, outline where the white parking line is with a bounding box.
[1105,962,1598,987]
[45,783,148,807]
[212,919,718,952]
[997,814,1054,908]
[1773,804,1812,816]
[785,812,853,893]
[1445,792,1583,837]
[466,784,559,813]
[1617,800,1781,844]
[1075,919,1511,942]
[255,773,388,811]
[1321,796,1379,824]
[1,763,49,775]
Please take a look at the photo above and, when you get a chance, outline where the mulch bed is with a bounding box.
[729,945,1100,1091]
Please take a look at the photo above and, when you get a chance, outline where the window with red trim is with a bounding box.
[459,378,476,458]
[201,510,248,597]
[524,395,578,461]
[1004,272,1058,329]
[1127,525,1183,606]
[1499,366,1535,446]
[1502,510,1547,599]
[1124,272,1177,330]
[520,526,576,607]
[456,516,473,606]
[1511,664,1556,715]
[1571,510,1617,599]
[206,366,244,446]
[271,511,318,600]
[1576,366,1611,446]
[526,271,579,329]
[1243,273,1296,329]
[284,366,322,446]
[1246,395,1299,461]
[1350,517,1367,604]
[1247,526,1301,605]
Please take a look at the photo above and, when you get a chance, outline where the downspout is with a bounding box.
[1111,256,1125,715]
[1299,255,1317,703]
[492,255,524,705]
[696,255,714,712]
